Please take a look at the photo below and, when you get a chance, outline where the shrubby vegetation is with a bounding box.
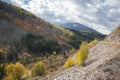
[0,64,6,80]
[68,29,105,49]
[0,47,20,79]
[64,57,75,68]
[0,47,19,63]
[31,61,46,77]
[64,41,89,68]
[7,47,19,62]
[0,61,47,80]
[76,41,89,66]
[4,62,29,80]
[88,39,98,47]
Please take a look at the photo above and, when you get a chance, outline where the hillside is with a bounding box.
[49,27,120,80]
[0,1,106,80]
[0,1,72,42]
[0,19,28,46]
[105,26,120,43]
[0,1,105,49]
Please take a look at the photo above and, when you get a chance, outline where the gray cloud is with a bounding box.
[3,0,120,34]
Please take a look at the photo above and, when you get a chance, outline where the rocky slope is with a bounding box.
[105,27,120,43]
[49,28,120,80]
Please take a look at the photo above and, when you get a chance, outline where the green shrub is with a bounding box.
[31,61,46,77]
[0,47,19,63]
[7,47,19,62]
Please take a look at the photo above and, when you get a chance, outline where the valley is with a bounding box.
[0,1,119,80]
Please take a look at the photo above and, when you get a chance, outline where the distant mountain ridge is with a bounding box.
[59,22,98,32]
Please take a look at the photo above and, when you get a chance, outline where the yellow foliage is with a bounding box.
[76,41,89,65]
[0,48,3,53]
[5,62,28,80]
[3,74,14,80]
[5,63,14,75]
[50,24,74,37]
[53,51,56,55]
[69,48,75,53]
[31,61,46,77]
[80,66,82,70]
[64,57,75,68]
[115,26,120,32]
[88,39,98,47]
[14,62,26,79]
[24,69,31,79]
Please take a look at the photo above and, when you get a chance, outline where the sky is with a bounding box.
[3,0,120,34]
